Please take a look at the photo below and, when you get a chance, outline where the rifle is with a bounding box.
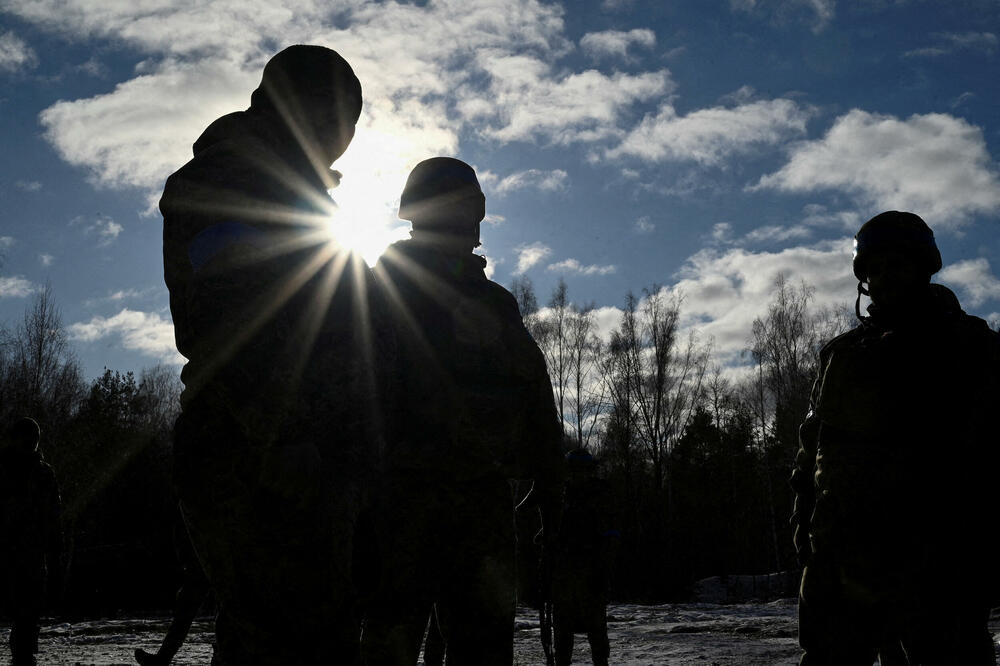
[538,542,555,666]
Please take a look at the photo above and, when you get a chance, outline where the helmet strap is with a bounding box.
[855,281,870,322]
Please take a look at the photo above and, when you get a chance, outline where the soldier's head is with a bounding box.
[250,45,362,166]
[853,211,941,315]
[3,417,40,454]
[565,447,597,481]
[399,158,486,251]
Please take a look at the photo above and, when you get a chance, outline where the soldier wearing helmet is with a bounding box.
[160,45,388,665]
[362,158,562,665]
[791,211,1000,665]
[548,448,619,666]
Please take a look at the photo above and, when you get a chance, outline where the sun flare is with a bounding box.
[320,127,416,266]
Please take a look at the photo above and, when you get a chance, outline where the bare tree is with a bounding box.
[1,284,84,429]
[565,303,606,449]
[610,287,709,495]
[138,364,183,434]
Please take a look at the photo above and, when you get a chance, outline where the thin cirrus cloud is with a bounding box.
[580,28,655,60]
[607,97,812,165]
[0,30,37,73]
[729,0,835,34]
[493,169,569,195]
[547,258,616,276]
[68,308,185,364]
[753,109,1000,228]
[904,31,998,58]
[513,241,553,274]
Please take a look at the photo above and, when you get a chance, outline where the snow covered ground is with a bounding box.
[4,602,998,665]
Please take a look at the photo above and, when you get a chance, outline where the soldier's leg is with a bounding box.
[552,617,574,666]
[177,413,361,666]
[586,624,610,666]
[437,498,516,666]
[361,482,436,666]
[797,564,881,666]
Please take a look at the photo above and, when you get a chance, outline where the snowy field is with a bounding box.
[4,602,998,665]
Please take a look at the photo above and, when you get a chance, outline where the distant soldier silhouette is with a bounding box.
[0,417,62,666]
[361,157,562,665]
[791,211,1000,665]
[161,45,388,665]
[549,448,618,666]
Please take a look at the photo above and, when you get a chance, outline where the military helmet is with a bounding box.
[399,157,486,228]
[6,417,40,453]
[853,211,941,282]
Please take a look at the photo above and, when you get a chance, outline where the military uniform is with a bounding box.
[0,424,61,666]
[362,236,562,666]
[161,47,386,665]
[791,284,1000,665]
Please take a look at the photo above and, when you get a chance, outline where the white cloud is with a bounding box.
[15,180,42,192]
[39,254,54,267]
[0,236,13,248]
[712,222,733,243]
[494,169,569,195]
[0,276,39,298]
[547,258,617,275]
[72,214,123,245]
[580,28,655,60]
[754,110,1000,227]
[608,97,811,165]
[635,216,655,233]
[938,258,1000,307]
[0,30,37,73]
[473,55,671,144]
[800,203,861,231]
[8,0,670,211]
[68,308,184,363]
[668,238,857,361]
[513,241,552,274]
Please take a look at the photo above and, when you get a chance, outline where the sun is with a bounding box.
[320,133,412,266]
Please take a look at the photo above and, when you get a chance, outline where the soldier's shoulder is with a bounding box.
[484,280,522,315]
[819,324,867,357]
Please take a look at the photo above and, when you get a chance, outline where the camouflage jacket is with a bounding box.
[161,110,390,475]
[374,239,562,485]
[791,285,1000,598]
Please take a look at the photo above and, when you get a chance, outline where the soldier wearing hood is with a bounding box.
[0,417,62,666]
[791,211,1000,665]
[160,45,388,665]
[361,158,562,665]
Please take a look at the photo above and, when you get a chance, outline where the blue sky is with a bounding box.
[2,0,1000,381]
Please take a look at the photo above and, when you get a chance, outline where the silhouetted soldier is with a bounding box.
[549,448,618,666]
[0,417,62,666]
[791,211,1000,665]
[362,157,562,665]
[161,45,387,665]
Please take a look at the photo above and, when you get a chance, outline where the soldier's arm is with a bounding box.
[789,356,824,567]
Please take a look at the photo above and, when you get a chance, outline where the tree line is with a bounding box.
[511,274,854,600]
[1,285,183,613]
[2,273,853,609]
